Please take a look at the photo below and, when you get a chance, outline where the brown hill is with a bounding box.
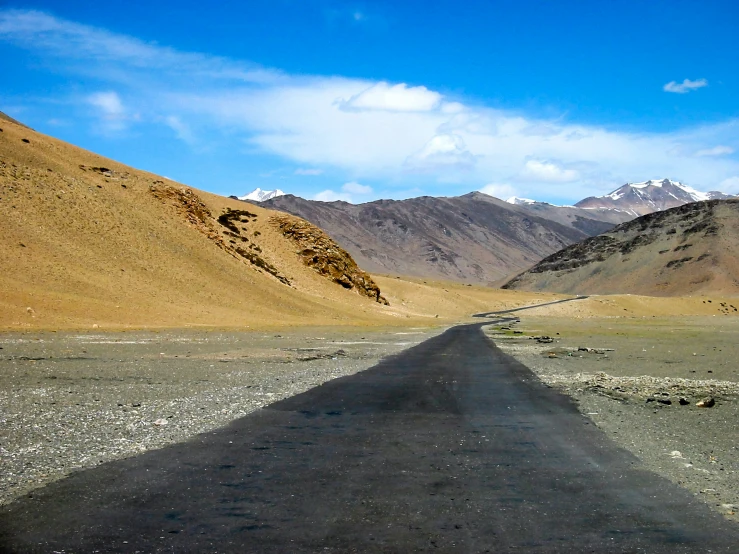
[0,118,404,330]
[503,200,739,296]
[259,192,623,285]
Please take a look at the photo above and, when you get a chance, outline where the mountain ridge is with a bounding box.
[575,179,734,216]
[258,191,628,284]
[503,199,739,296]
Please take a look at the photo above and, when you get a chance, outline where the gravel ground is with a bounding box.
[0,326,445,506]
[486,316,739,523]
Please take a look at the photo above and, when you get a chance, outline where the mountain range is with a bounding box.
[259,192,630,285]
[575,179,734,216]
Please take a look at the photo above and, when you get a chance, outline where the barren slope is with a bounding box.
[260,192,621,285]
[0,119,402,329]
[503,200,739,296]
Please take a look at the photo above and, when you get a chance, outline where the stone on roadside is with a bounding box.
[153,418,169,426]
[696,397,715,408]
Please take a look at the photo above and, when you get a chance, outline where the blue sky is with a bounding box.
[1,0,738,204]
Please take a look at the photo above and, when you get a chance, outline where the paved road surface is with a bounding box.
[2,310,738,552]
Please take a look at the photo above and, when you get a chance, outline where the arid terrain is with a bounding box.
[2,112,739,531]
[487,306,739,522]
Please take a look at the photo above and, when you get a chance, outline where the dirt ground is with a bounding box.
[0,325,446,506]
[486,315,739,522]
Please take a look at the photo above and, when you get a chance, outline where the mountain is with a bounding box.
[503,199,739,296]
[0,115,400,329]
[259,192,627,285]
[237,188,285,202]
[575,179,734,216]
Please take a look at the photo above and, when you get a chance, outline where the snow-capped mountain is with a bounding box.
[237,188,285,202]
[575,179,733,216]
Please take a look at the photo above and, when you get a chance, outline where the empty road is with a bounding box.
[2,308,738,552]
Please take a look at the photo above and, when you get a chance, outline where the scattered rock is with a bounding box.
[536,336,554,344]
[153,419,169,426]
[679,397,690,405]
[696,397,715,408]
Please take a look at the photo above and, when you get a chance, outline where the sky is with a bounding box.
[1,0,738,204]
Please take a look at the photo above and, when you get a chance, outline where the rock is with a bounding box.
[679,397,690,405]
[536,336,554,344]
[696,397,715,408]
[657,398,672,405]
[153,418,168,426]
[271,214,388,304]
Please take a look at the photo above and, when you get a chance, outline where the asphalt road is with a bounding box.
[2,314,738,552]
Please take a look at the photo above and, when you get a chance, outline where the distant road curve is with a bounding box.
[2,295,738,553]
[472,295,589,319]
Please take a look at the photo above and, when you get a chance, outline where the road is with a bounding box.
[2,303,738,552]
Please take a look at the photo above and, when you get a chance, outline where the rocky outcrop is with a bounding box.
[150,185,290,285]
[271,214,388,304]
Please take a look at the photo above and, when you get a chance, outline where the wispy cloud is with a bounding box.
[342,181,372,194]
[86,90,129,131]
[518,160,579,183]
[1,9,738,202]
[719,176,739,193]
[479,183,516,199]
[294,168,324,176]
[314,189,352,202]
[87,91,124,117]
[164,115,195,144]
[695,145,734,157]
[339,82,442,112]
[663,78,708,94]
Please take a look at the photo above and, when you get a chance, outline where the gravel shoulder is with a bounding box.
[485,315,739,523]
[0,325,445,506]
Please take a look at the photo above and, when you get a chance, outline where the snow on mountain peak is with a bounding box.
[237,188,286,202]
[619,179,709,202]
[506,196,537,205]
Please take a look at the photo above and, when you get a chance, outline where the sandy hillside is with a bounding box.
[504,200,739,296]
[1,115,569,330]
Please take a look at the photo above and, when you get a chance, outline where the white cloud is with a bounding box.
[695,145,734,157]
[518,160,579,183]
[342,181,372,194]
[663,78,708,94]
[314,189,352,202]
[87,91,123,117]
[405,134,476,171]
[479,183,516,199]
[3,10,739,202]
[164,115,194,143]
[294,168,324,176]
[340,82,442,112]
